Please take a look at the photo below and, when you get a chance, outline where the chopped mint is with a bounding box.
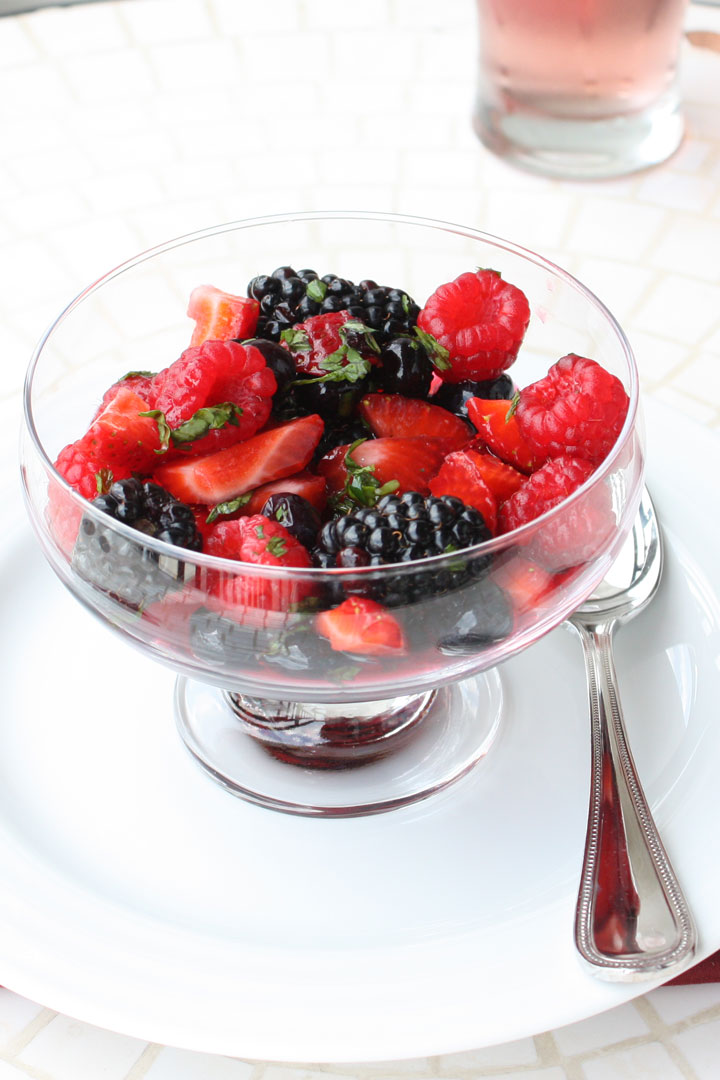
[506,391,521,421]
[119,369,156,381]
[206,492,252,524]
[95,468,114,494]
[141,402,243,453]
[305,279,327,303]
[266,535,287,557]
[280,326,311,352]
[330,439,400,514]
[413,327,451,371]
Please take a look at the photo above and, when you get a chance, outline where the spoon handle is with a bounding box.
[574,621,696,981]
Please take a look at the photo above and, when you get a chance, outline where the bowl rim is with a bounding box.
[22,209,641,581]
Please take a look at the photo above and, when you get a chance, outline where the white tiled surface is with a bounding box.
[2,1,720,1078]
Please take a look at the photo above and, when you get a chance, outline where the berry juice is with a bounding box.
[474,0,688,178]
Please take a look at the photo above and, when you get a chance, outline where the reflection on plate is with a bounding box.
[1,399,719,1063]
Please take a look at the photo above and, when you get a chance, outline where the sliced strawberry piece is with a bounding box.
[315,597,407,656]
[205,515,314,613]
[317,437,448,497]
[187,284,259,347]
[428,449,498,534]
[49,443,131,555]
[491,556,557,624]
[93,371,156,419]
[153,414,324,505]
[470,451,526,504]
[358,393,471,451]
[466,398,542,474]
[82,386,162,471]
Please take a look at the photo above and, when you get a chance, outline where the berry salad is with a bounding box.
[49,265,630,682]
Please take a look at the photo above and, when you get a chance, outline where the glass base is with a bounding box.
[174,671,504,817]
[473,91,684,179]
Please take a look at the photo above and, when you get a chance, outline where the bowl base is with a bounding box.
[174,671,504,817]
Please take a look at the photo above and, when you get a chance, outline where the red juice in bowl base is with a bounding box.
[477,0,688,118]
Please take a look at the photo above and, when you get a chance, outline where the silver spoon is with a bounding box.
[570,488,696,981]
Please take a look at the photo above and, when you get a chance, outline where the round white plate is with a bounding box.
[2,399,720,1063]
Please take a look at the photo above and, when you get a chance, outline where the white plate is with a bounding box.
[2,399,720,1063]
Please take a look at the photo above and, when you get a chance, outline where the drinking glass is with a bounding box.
[473,0,689,179]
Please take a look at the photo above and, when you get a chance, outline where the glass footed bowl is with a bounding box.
[20,212,644,817]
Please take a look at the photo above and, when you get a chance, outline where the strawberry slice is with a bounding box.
[315,597,407,656]
[153,414,324,505]
[428,449,498,534]
[358,393,471,451]
[187,284,259,347]
[469,450,526,504]
[317,437,448,497]
[491,556,557,623]
[466,398,542,474]
[82,386,162,471]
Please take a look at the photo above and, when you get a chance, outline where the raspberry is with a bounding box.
[205,515,314,613]
[148,340,276,455]
[514,354,630,467]
[417,269,530,383]
[49,442,132,554]
[499,455,613,571]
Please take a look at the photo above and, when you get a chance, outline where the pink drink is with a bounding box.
[474,0,688,177]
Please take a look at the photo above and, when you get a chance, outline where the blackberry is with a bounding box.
[407,578,513,653]
[72,478,202,609]
[316,491,493,606]
[261,493,322,551]
[241,337,295,394]
[432,373,517,419]
[189,606,342,674]
[374,335,433,398]
[292,374,370,422]
[247,267,420,344]
[312,417,370,465]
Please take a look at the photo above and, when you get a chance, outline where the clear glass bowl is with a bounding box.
[20,212,644,815]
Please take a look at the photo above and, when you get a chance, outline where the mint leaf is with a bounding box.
[330,439,399,512]
[169,402,242,446]
[140,409,173,452]
[95,468,114,494]
[506,391,520,421]
[141,402,242,453]
[414,327,451,371]
[281,326,311,351]
[206,492,252,524]
[119,369,156,381]
[306,279,327,303]
[266,535,287,557]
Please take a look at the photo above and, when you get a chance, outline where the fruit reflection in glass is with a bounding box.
[21,213,643,816]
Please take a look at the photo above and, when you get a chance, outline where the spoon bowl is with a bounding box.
[571,488,696,981]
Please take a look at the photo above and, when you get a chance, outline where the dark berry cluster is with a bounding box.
[314,491,493,606]
[73,478,201,608]
[93,478,202,549]
[247,266,420,344]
